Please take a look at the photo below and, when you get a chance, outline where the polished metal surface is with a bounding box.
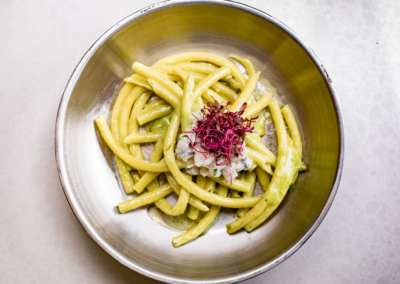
[55,1,344,283]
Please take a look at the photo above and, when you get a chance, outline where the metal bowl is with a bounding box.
[55,1,344,283]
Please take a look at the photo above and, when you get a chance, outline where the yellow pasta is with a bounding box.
[192,66,231,101]
[133,62,183,98]
[150,138,164,163]
[143,99,169,112]
[96,53,306,247]
[167,74,182,82]
[178,62,232,82]
[111,83,134,142]
[131,172,141,184]
[147,141,173,214]
[202,89,227,104]
[154,52,246,90]
[162,171,191,216]
[181,74,195,132]
[128,91,152,159]
[248,160,258,172]
[229,71,260,112]
[131,139,166,194]
[207,176,251,193]
[226,100,305,233]
[187,175,207,220]
[270,100,288,148]
[96,116,169,172]
[163,108,261,208]
[126,95,175,211]
[113,156,135,193]
[172,185,229,247]
[190,72,238,101]
[209,80,238,101]
[237,171,257,217]
[165,173,209,212]
[245,133,277,166]
[228,78,240,91]
[203,178,216,193]
[165,189,190,216]
[242,92,272,119]
[118,184,173,213]
[133,171,161,194]
[282,105,303,158]
[137,104,174,125]
[230,54,255,76]
[230,189,241,198]
[246,147,273,175]
[226,199,269,234]
[110,83,135,193]
[247,95,254,107]
[176,80,184,89]
[124,132,162,144]
[124,74,153,90]
[255,167,270,191]
[153,65,188,81]
[196,96,204,108]
[147,79,181,107]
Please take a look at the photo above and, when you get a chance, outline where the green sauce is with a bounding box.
[253,109,267,136]
[147,206,219,234]
[144,113,172,133]
[265,188,281,206]
[163,212,199,231]
[163,209,219,235]
[264,146,303,205]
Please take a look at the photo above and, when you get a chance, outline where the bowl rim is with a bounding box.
[55,0,345,283]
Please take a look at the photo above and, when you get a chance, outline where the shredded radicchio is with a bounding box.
[183,100,258,183]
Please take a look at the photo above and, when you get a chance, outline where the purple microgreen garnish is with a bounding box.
[183,100,258,183]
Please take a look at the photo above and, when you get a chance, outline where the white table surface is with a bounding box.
[1,0,399,283]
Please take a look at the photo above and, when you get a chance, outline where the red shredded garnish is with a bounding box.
[183,100,258,183]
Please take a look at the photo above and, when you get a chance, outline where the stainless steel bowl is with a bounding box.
[55,1,344,283]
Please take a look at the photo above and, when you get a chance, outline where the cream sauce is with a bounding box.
[147,206,219,234]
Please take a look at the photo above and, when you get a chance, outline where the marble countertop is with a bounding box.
[1,0,399,283]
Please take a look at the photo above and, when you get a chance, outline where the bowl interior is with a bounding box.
[56,2,341,283]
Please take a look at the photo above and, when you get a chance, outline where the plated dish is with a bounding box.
[55,1,343,282]
[95,52,307,247]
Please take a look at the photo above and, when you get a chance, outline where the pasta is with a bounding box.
[95,52,306,247]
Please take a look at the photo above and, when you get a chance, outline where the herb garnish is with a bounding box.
[183,100,257,183]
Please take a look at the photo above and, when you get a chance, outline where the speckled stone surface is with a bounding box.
[1,0,399,283]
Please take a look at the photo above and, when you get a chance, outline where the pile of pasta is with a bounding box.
[95,52,306,247]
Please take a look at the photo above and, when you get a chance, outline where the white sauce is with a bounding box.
[175,111,253,183]
[174,59,280,184]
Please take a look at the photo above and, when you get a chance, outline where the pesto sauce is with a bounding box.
[144,113,172,133]
[147,206,219,234]
[264,146,303,205]
[253,109,267,136]
[163,211,199,231]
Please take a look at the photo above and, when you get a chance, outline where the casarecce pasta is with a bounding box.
[95,52,306,247]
